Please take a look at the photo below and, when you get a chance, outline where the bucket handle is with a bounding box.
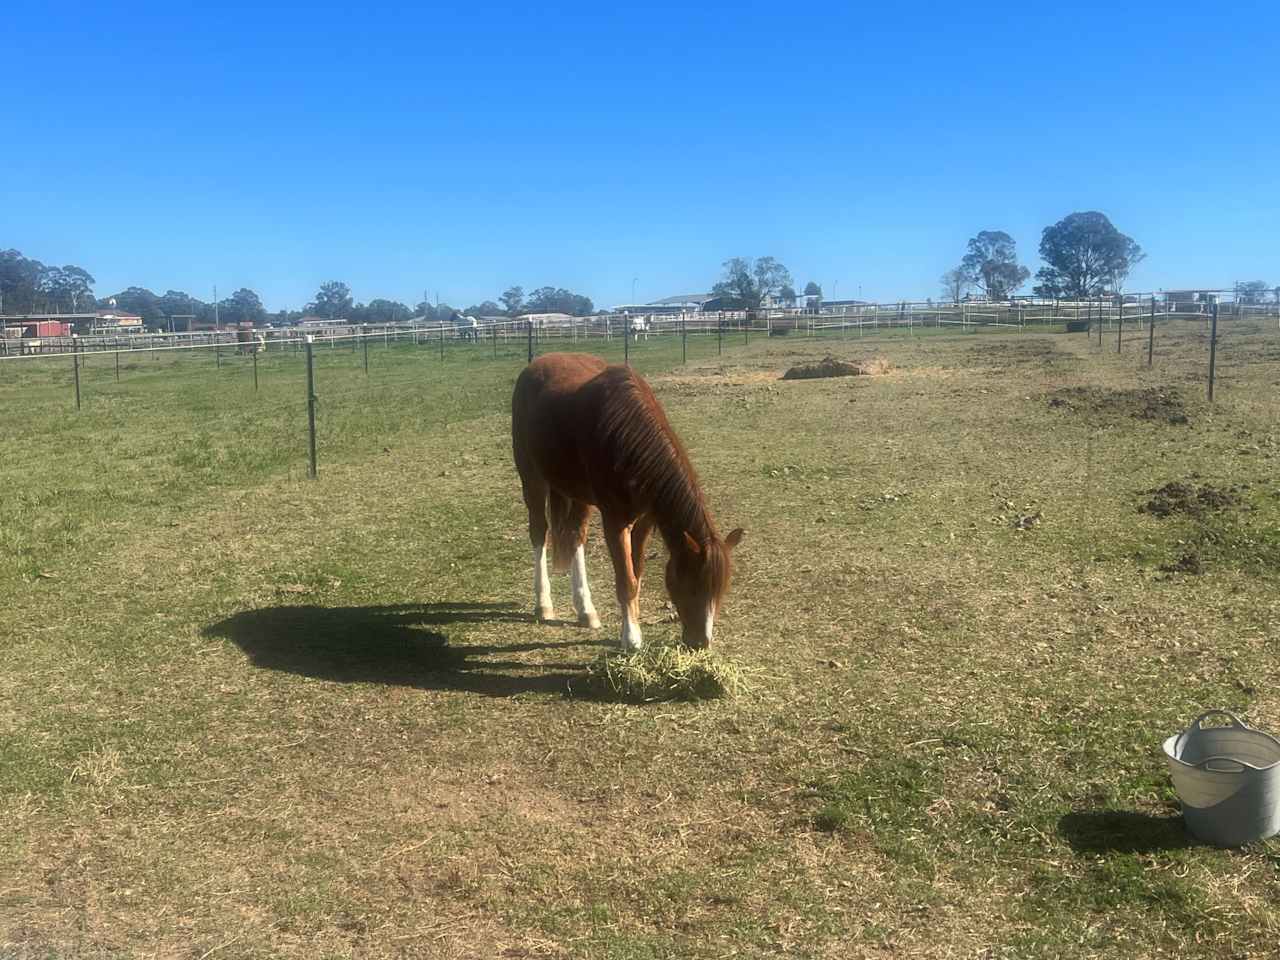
[1192,755,1253,774]
[1174,710,1251,756]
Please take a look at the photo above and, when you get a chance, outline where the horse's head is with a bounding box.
[666,527,744,648]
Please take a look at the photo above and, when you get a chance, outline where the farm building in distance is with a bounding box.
[0,310,144,337]
[609,294,716,315]
[1164,290,1218,312]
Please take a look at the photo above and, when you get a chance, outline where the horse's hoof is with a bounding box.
[536,606,556,623]
[578,611,601,629]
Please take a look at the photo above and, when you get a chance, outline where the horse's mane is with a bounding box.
[597,367,732,601]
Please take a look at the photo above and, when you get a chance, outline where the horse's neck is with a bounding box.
[646,454,713,549]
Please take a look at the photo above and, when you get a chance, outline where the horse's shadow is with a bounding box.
[1058,810,1194,854]
[202,601,606,699]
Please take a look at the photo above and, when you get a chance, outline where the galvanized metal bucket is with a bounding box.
[1162,710,1280,847]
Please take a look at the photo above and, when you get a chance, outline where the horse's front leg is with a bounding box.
[602,515,642,652]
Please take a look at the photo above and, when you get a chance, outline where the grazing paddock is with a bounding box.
[2,318,1279,958]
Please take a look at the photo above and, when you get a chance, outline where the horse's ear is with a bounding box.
[682,531,703,555]
[725,528,745,549]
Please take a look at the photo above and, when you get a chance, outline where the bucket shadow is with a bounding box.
[1058,810,1194,854]
[202,602,606,699]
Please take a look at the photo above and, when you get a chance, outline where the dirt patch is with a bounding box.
[1139,481,1245,518]
[782,356,892,380]
[650,371,781,388]
[968,340,1062,368]
[1162,551,1206,575]
[1047,386,1190,425]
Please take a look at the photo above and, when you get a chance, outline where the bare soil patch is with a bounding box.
[967,339,1062,368]
[781,355,892,380]
[1139,481,1245,519]
[649,371,780,388]
[1047,386,1191,424]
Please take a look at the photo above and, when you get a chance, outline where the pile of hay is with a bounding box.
[781,355,892,380]
[583,642,746,702]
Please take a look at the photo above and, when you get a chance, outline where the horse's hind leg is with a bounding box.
[567,502,600,629]
[549,493,599,629]
[520,476,555,623]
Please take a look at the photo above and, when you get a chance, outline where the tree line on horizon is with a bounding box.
[0,251,598,329]
[4,209,1276,332]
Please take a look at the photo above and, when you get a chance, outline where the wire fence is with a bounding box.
[3,293,1274,476]
[4,291,1277,360]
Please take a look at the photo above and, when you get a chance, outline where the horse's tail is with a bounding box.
[547,490,590,573]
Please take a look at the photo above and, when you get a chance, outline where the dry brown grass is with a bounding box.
[3,320,1280,958]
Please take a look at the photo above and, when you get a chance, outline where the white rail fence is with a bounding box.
[2,295,1276,361]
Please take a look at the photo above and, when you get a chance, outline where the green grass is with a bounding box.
[3,317,1280,957]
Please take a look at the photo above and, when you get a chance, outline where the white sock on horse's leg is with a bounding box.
[618,598,643,652]
[571,544,600,629]
[533,544,554,622]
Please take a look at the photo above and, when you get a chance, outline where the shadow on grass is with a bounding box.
[1058,810,1194,854]
[203,602,608,699]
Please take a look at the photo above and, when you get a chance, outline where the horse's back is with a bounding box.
[512,353,609,474]
[515,352,608,399]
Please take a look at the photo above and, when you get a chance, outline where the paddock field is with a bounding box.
[3,318,1279,958]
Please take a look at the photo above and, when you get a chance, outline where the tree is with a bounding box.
[463,300,503,317]
[363,298,412,323]
[959,230,1030,301]
[1033,212,1144,299]
[940,268,968,302]
[1,249,95,314]
[500,286,525,316]
[311,281,353,319]
[103,286,163,324]
[153,290,208,330]
[1,249,44,313]
[803,281,822,297]
[779,284,797,303]
[44,265,96,312]
[1237,280,1270,304]
[710,256,794,313]
[222,288,265,326]
[524,286,593,316]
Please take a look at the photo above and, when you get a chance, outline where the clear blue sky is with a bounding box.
[5,1,1278,311]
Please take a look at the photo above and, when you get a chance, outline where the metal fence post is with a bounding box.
[253,348,259,392]
[624,314,630,366]
[527,320,534,364]
[362,326,369,375]
[115,345,120,382]
[681,313,687,364]
[1147,297,1155,367]
[1208,301,1219,402]
[439,323,445,361]
[300,335,318,478]
[305,335,318,478]
[717,318,723,356]
[1117,297,1124,353]
[72,335,81,410]
[492,323,497,359]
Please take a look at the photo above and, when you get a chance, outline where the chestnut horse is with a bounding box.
[512,353,744,650]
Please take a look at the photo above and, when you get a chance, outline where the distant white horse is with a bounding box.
[628,315,651,341]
